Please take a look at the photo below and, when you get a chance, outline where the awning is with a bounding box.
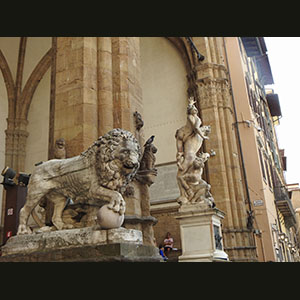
[266,93,282,117]
[240,37,267,57]
[240,37,274,85]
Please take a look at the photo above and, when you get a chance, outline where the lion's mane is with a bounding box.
[80,128,141,193]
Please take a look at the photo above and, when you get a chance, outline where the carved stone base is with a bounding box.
[0,227,162,262]
[175,205,229,262]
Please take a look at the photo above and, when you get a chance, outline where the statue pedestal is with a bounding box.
[175,204,229,262]
[0,227,162,262]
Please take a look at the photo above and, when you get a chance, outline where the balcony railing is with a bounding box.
[274,186,296,223]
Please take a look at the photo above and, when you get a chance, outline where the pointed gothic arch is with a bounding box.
[19,47,53,120]
[0,49,16,120]
[0,38,53,172]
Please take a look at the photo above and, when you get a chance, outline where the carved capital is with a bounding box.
[196,77,232,113]
[14,118,29,130]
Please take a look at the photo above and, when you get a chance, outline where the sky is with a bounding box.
[264,37,300,184]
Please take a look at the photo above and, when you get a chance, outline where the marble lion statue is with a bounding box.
[17,128,141,235]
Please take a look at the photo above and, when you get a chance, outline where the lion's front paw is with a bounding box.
[17,224,32,235]
[62,223,74,229]
[35,226,54,233]
[107,194,126,215]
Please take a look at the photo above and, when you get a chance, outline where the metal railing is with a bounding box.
[274,186,296,223]
[274,186,290,201]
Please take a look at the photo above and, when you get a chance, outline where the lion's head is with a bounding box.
[94,128,142,192]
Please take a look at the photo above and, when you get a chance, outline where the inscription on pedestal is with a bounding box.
[182,223,211,254]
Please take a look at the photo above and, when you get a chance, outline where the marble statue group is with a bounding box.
[175,97,215,208]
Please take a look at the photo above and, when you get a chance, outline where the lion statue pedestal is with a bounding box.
[0,226,162,262]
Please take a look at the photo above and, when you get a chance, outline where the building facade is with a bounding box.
[225,37,299,261]
[0,37,297,261]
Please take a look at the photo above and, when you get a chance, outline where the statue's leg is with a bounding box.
[90,184,125,215]
[180,152,195,175]
[107,191,125,215]
[17,192,44,235]
[51,196,69,230]
[181,136,202,174]
[191,188,205,203]
[176,173,191,202]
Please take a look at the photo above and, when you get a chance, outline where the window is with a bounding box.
[268,161,273,189]
[258,148,266,181]
[264,158,272,188]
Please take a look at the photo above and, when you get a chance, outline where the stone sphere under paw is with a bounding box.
[96,204,124,229]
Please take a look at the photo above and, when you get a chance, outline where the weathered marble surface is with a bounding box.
[97,204,125,229]
[2,226,142,256]
[17,128,141,235]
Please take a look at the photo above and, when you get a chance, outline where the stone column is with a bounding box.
[52,37,156,249]
[54,37,98,157]
[111,37,143,133]
[97,37,142,136]
[110,37,156,246]
[111,37,131,131]
[5,118,29,172]
[192,37,257,261]
[97,37,114,136]
[4,118,16,171]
